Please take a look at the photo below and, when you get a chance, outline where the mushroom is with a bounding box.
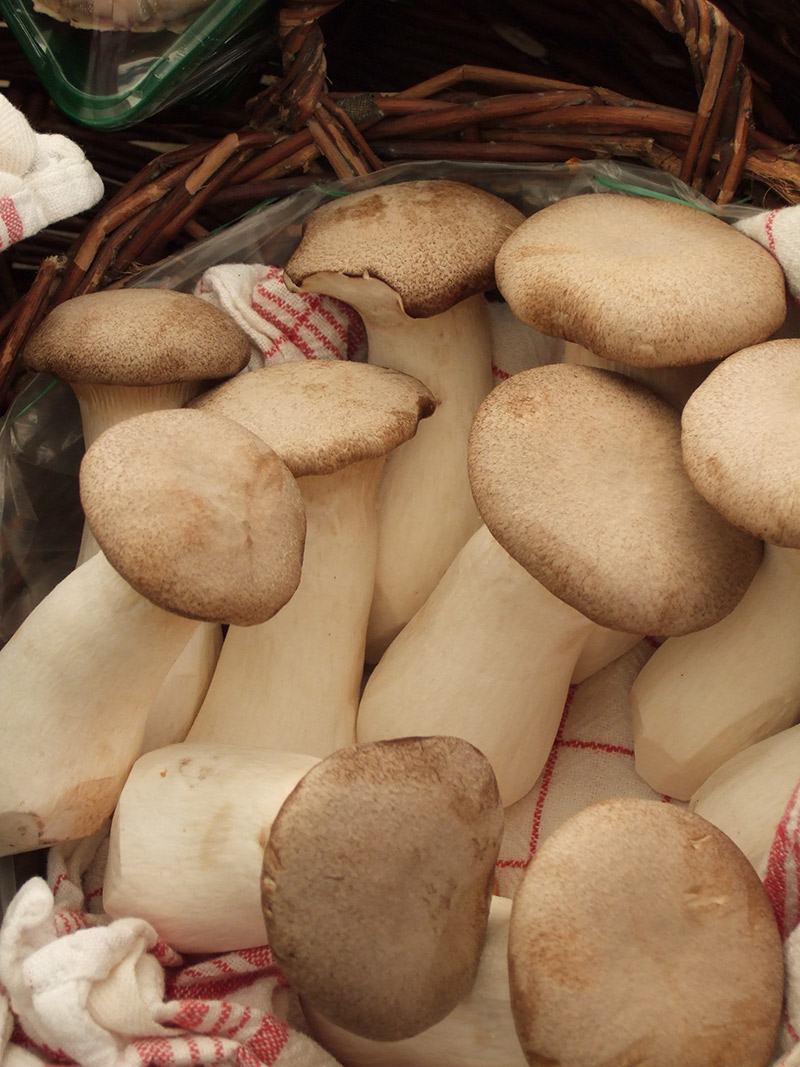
[187,360,435,758]
[358,364,762,806]
[23,287,250,564]
[690,723,800,878]
[283,179,524,661]
[0,408,306,854]
[261,736,504,1041]
[103,742,320,952]
[24,288,251,746]
[302,895,527,1067]
[632,339,800,799]
[495,192,786,370]
[507,797,785,1067]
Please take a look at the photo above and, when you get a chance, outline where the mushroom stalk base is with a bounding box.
[632,542,800,800]
[357,524,594,807]
[0,553,199,855]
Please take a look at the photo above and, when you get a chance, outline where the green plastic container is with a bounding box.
[0,0,277,129]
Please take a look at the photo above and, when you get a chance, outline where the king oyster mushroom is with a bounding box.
[632,338,800,799]
[24,287,252,748]
[284,178,524,661]
[0,408,305,854]
[358,364,762,806]
[495,191,786,407]
[262,736,504,1042]
[508,798,784,1067]
[187,360,435,758]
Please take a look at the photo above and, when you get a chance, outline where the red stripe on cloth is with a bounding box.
[254,286,348,360]
[765,209,779,254]
[133,1037,176,1065]
[764,778,800,939]
[527,687,576,858]
[560,738,634,757]
[250,298,319,360]
[492,364,510,380]
[0,196,24,248]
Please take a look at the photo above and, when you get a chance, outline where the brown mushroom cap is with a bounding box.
[507,797,784,1067]
[284,180,524,318]
[681,338,800,546]
[261,736,504,1042]
[467,363,762,635]
[79,408,306,626]
[495,193,786,367]
[23,289,251,384]
[190,360,436,477]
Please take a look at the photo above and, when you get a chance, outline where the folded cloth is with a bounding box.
[195,265,368,370]
[735,205,800,302]
[0,95,104,252]
[0,827,338,1067]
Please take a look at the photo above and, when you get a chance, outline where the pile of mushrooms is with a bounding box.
[2,176,798,1066]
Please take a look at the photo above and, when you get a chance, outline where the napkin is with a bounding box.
[0,95,104,252]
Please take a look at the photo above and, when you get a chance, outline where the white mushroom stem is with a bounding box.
[103,742,319,953]
[570,626,644,686]
[690,723,800,878]
[139,621,223,753]
[357,523,595,807]
[302,895,526,1067]
[292,275,493,662]
[631,542,800,800]
[561,341,716,411]
[189,457,385,757]
[0,552,200,855]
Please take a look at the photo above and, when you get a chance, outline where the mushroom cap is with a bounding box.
[284,180,524,318]
[494,193,786,367]
[508,797,784,1067]
[261,735,504,1041]
[681,338,800,546]
[79,408,306,626]
[24,289,251,385]
[190,360,436,477]
[467,363,762,635]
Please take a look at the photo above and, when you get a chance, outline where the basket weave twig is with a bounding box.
[3,0,800,407]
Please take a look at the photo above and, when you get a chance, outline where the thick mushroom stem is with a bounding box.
[689,723,800,878]
[0,552,200,856]
[103,742,320,953]
[357,523,595,807]
[189,457,385,757]
[571,626,644,685]
[631,542,800,800]
[290,274,493,662]
[302,895,526,1067]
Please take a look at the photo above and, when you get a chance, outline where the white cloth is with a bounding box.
[0,833,338,1067]
[0,95,104,252]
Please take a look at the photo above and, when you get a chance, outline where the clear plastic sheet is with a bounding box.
[0,157,767,650]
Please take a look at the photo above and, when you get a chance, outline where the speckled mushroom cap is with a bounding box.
[507,797,784,1067]
[79,408,306,626]
[681,338,800,547]
[190,360,436,477]
[467,363,762,635]
[494,193,786,367]
[24,289,250,384]
[261,736,504,1042]
[284,180,524,318]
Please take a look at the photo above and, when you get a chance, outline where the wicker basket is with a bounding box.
[3,0,800,408]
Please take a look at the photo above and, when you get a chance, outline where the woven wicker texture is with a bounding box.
[3,0,800,405]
